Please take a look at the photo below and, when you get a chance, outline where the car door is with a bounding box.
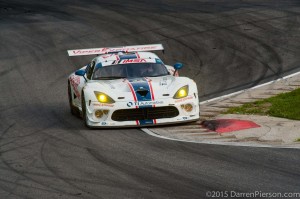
[70,60,95,108]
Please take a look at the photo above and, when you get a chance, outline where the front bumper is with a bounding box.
[84,96,200,127]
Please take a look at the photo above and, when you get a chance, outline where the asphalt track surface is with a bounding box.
[0,0,300,198]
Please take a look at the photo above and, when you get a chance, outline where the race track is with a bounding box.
[0,0,300,198]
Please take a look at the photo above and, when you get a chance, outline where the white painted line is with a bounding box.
[141,128,300,149]
[199,71,300,105]
[183,132,217,135]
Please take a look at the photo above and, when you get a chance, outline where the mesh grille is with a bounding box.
[111,106,179,121]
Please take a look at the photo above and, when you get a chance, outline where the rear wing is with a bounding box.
[67,44,164,56]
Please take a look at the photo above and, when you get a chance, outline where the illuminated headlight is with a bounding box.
[94,91,115,103]
[173,85,189,99]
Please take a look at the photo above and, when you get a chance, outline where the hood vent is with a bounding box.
[136,89,149,97]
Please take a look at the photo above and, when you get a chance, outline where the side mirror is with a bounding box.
[75,69,87,82]
[75,69,86,76]
[173,63,183,76]
[173,62,183,70]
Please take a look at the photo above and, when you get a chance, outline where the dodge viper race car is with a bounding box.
[67,44,199,128]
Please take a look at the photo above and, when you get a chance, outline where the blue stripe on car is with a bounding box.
[139,119,154,125]
[95,62,102,68]
[127,78,154,125]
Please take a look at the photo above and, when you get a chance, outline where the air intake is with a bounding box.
[136,89,149,97]
[111,106,179,121]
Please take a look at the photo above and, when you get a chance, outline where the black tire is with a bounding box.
[68,81,80,117]
[81,92,91,128]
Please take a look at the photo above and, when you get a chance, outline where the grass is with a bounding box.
[296,138,300,142]
[225,88,300,120]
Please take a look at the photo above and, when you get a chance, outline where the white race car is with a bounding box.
[67,44,199,128]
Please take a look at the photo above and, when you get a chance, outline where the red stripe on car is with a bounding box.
[126,80,140,125]
[135,52,140,58]
[146,78,157,124]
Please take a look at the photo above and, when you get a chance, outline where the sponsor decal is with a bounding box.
[159,80,167,86]
[69,75,81,98]
[121,59,147,64]
[127,101,163,107]
[102,54,114,59]
[68,44,163,56]
[174,96,193,103]
[111,58,155,65]
[93,103,114,107]
[71,48,109,55]
[159,77,168,86]
[127,102,134,107]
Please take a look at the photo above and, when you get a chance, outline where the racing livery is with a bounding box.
[67,44,200,128]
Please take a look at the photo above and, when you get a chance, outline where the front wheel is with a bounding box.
[81,93,91,128]
[68,81,80,117]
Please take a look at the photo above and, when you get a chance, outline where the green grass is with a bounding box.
[225,88,300,120]
[296,138,300,142]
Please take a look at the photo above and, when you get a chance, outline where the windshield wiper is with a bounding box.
[146,74,166,77]
[97,76,126,80]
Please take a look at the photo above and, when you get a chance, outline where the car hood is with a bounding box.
[87,75,186,101]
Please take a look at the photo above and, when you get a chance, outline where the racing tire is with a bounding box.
[81,93,91,128]
[68,81,80,117]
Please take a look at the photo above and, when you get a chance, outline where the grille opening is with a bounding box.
[111,106,179,121]
[136,90,149,97]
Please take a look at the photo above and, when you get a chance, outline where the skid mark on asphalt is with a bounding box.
[40,139,100,198]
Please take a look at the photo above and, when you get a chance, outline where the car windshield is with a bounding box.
[92,63,169,80]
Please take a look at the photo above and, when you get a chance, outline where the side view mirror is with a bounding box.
[173,62,183,70]
[75,69,86,76]
[173,63,183,76]
[75,69,87,82]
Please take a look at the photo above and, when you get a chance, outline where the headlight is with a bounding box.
[173,85,189,99]
[94,91,115,103]
[95,110,104,118]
